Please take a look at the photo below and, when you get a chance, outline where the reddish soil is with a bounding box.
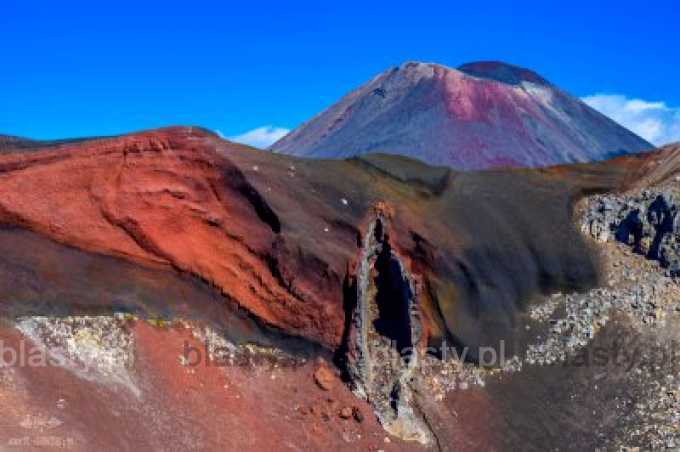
[0,321,414,451]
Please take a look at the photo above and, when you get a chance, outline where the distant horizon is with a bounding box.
[2,1,679,146]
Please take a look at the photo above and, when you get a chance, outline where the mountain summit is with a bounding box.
[457,61,551,86]
[270,61,652,170]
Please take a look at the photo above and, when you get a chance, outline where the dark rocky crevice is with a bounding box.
[373,239,414,356]
[616,209,644,253]
[341,215,433,444]
[646,194,676,260]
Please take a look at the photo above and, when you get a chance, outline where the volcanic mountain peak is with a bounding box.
[271,60,652,170]
[388,60,550,87]
[457,60,552,86]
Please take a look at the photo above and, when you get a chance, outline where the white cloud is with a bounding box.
[582,94,680,146]
[227,126,290,149]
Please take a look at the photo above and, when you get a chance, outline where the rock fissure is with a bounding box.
[344,215,433,444]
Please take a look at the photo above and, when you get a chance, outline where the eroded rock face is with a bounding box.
[344,215,432,444]
[581,189,680,276]
[0,128,347,347]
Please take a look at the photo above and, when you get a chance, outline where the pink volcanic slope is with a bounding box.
[270,61,652,170]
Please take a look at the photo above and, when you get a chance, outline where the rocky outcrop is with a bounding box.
[581,189,680,276]
[344,214,432,444]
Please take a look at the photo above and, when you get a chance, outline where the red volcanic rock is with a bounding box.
[0,127,347,347]
[313,361,336,391]
[339,406,353,419]
[270,61,652,170]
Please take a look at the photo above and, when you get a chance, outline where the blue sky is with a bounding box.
[2,0,679,145]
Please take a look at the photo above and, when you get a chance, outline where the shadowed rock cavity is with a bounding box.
[344,216,432,444]
[373,238,414,356]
